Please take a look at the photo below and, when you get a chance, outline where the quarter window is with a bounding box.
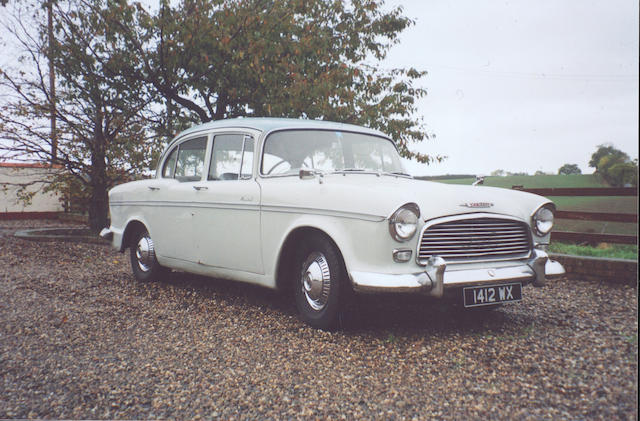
[240,137,254,180]
[162,147,178,178]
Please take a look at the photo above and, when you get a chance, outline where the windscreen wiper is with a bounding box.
[383,171,412,177]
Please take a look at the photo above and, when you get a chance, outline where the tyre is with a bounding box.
[129,228,167,282]
[293,234,349,330]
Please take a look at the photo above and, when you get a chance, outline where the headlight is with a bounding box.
[532,205,555,236]
[389,203,420,242]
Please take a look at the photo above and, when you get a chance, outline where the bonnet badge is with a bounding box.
[460,202,494,208]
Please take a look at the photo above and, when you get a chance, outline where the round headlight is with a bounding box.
[533,205,554,236]
[389,204,420,242]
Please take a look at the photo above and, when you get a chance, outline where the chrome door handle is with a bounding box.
[193,186,208,191]
[148,186,160,191]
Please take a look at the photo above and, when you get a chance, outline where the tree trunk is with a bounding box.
[214,90,227,120]
[88,113,108,233]
[88,181,109,233]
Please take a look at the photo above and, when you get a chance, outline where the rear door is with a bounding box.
[149,135,209,262]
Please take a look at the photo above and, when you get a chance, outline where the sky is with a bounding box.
[383,0,639,176]
[1,0,638,177]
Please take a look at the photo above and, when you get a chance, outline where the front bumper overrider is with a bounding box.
[350,250,565,297]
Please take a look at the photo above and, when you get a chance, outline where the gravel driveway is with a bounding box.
[1,220,637,419]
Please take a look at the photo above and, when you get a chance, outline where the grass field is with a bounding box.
[548,242,638,260]
[424,174,638,239]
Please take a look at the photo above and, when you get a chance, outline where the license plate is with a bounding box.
[463,282,522,307]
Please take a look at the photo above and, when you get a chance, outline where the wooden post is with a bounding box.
[47,0,57,162]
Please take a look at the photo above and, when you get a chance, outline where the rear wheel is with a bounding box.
[293,234,349,330]
[130,229,167,282]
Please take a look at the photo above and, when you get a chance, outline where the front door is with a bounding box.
[192,134,263,274]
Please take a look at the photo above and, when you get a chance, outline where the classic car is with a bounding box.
[101,118,565,329]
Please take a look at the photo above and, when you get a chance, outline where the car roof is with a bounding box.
[173,117,388,141]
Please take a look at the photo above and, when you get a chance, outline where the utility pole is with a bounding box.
[47,0,57,162]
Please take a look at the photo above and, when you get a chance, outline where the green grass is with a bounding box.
[549,242,638,260]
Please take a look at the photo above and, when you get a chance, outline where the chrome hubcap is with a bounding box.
[135,233,155,273]
[301,252,331,311]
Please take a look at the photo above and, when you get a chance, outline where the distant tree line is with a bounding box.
[486,144,637,187]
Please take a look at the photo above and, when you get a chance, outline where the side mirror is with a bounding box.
[299,168,316,180]
[299,168,324,184]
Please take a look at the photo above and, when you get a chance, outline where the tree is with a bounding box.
[0,0,163,231]
[103,0,439,163]
[589,144,629,170]
[608,160,638,187]
[589,144,636,186]
[558,164,581,175]
[490,169,505,177]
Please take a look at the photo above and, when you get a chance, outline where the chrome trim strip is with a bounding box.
[110,201,385,222]
[260,205,385,222]
[421,212,526,226]
[110,200,259,212]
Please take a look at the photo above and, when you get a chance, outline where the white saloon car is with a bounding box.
[102,118,565,329]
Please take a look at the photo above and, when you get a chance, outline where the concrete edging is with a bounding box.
[550,253,638,286]
[14,228,107,245]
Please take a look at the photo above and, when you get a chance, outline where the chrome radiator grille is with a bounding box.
[417,216,532,262]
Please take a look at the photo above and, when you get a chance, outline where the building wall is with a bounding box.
[0,164,64,213]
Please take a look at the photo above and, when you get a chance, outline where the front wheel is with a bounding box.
[130,229,167,282]
[293,234,349,330]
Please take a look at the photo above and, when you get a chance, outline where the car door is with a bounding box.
[148,135,210,262]
[192,133,263,274]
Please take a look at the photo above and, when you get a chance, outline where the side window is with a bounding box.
[174,137,207,182]
[162,147,178,178]
[240,136,254,180]
[208,134,244,180]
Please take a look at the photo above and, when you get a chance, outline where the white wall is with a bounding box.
[0,165,64,213]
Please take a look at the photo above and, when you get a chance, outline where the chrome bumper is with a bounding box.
[350,250,565,297]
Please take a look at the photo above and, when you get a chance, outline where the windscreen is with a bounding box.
[261,130,405,176]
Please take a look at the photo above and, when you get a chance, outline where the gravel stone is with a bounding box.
[1,219,637,419]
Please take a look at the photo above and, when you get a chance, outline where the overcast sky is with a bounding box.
[1,1,638,177]
[383,0,639,176]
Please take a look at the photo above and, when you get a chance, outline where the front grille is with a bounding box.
[417,216,532,262]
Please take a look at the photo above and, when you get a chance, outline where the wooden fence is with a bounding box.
[512,186,638,245]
